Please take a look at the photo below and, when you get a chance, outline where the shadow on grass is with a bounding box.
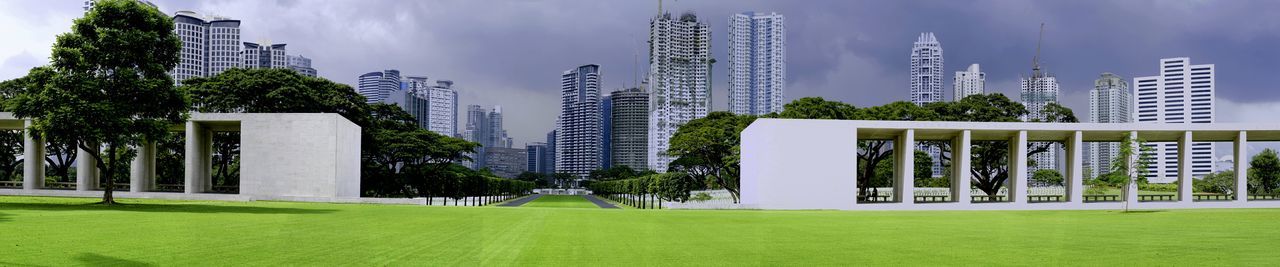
[76,253,155,267]
[0,202,335,215]
[1116,210,1166,214]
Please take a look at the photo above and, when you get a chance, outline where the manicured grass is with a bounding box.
[520,195,599,208]
[2,196,1280,265]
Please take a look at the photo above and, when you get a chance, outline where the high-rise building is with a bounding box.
[427,80,458,137]
[1085,72,1132,179]
[649,12,711,172]
[610,86,649,171]
[953,63,984,101]
[1021,49,1061,175]
[727,11,785,115]
[392,76,432,129]
[526,142,552,175]
[910,32,944,106]
[557,64,603,178]
[910,32,945,177]
[546,130,558,173]
[287,55,317,77]
[357,69,400,103]
[483,147,527,179]
[464,104,513,170]
[488,106,512,148]
[601,95,613,169]
[1134,57,1215,182]
[170,11,241,85]
[242,42,287,69]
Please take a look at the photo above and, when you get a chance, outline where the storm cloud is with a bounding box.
[4,0,1280,146]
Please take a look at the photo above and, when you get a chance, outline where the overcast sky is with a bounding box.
[4,0,1280,149]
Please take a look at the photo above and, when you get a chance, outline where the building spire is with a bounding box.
[1033,23,1045,77]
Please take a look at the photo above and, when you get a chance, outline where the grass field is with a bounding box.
[3,196,1280,265]
[519,195,600,208]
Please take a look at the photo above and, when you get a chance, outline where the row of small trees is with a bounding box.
[586,172,697,209]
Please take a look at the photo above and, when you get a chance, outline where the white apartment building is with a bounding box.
[427,80,458,137]
[648,12,711,172]
[910,32,944,106]
[242,42,287,69]
[1021,62,1061,175]
[287,55,317,77]
[558,64,604,178]
[727,11,785,115]
[1086,73,1132,178]
[1134,57,1216,182]
[953,63,985,101]
[171,11,241,85]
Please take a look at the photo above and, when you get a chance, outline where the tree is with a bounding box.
[589,165,638,181]
[7,0,186,204]
[1196,170,1235,195]
[667,111,756,203]
[652,172,697,203]
[1031,169,1064,186]
[914,150,934,180]
[1111,135,1154,211]
[1249,148,1280,194]
[516,172,549,187]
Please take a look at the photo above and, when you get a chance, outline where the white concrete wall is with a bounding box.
[742,119,859,210]
[236,113,362,199]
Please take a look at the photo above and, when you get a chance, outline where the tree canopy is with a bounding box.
[667,111,756,203]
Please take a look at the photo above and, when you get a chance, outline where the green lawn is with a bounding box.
[2,196,1279,265]
[520,195,599,208]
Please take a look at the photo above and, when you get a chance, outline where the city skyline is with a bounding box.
[6,1,1280,147]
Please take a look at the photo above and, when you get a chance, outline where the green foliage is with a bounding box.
[587,172,694,206]
[6,0,186,203]
[1031,169,1064,186]
[667,111,756,203]
[690,192,713,202]
[914,150,933,180]
[1137,183,1178,192]
[1196,170,1236,194]
[1249,148,1280,194]
[773,97,857,119]
[589,165,642,181]
[516,172,550,187]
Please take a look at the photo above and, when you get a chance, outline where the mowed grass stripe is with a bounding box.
[519,195,600,209]
[3,196,1280,265]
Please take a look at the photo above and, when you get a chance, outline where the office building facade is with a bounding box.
[170,11,241,85]
[1135,57,1216,182]
[610,87,649,170]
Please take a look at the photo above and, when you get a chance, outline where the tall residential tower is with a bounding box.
[953,63,984,101]
[910,32,943,106]
[649,12,712,172]
[170,11,240,85]
[727,11,785,115]
[557,64,604,178]
[1085,73,1132,179]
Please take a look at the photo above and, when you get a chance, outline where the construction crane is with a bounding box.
[1032,23,1045,78]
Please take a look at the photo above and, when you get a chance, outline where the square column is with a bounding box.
[76,143,99,191]
[1009,130,1028,204]
[894,129,915,203]
[1067,131,1084,204]
[22,119,45,190]
[953,130,972,204]
[1125,131,1140,205]
[1177,131,1193,203]
[130,141,156,192]
[1235,131,1248,202]
[185,122,212,194]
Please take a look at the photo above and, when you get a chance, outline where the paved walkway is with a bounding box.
[582,195,620,209]
[496,194,543,207]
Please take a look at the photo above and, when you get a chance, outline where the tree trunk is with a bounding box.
[100,143,118,205]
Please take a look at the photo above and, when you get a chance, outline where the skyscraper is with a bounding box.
[483,147,527,179]
[526,142,552,174]
[557,64,603,178]
[953,63,984,101]
[610,86,649,170]
[727,11,785,115]
[464,104,512,170]
[357,69,400,104]
[393,76,432,128]
[601,95,613,169]
[241,42,287,69]
[910,32,944,177]
[1021,47,1061,175]
[286,55,317,77]
[910,32,943,106]
[427,80,458,137]
[1086,72,1132,179]
[488,106,512,148]
[546,130,558,173]
[1134,57,1215,182]
[649,12,711,172]
[170,11,240,85]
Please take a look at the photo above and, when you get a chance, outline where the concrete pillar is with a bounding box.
[953,130,972,204]
[1010,131,1028,204]
[22,119,45,190]
[850,128,859,204]
[894,129,915,203]
[1067,131,1084,204]
[1235,131,1248,202]
[185,122,212,194]
[1177,131,1193,203]
[1125,131,1140,205]
[130,141,156,192]
[76,142,99,191]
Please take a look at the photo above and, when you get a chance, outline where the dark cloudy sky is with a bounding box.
[5,0,1280,146]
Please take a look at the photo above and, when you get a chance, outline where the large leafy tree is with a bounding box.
[7,0,187,204]
[667,111,757,202]
[1249,148,1280,194]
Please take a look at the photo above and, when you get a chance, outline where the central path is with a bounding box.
[496,194,543,207]
[581,195,619,209]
